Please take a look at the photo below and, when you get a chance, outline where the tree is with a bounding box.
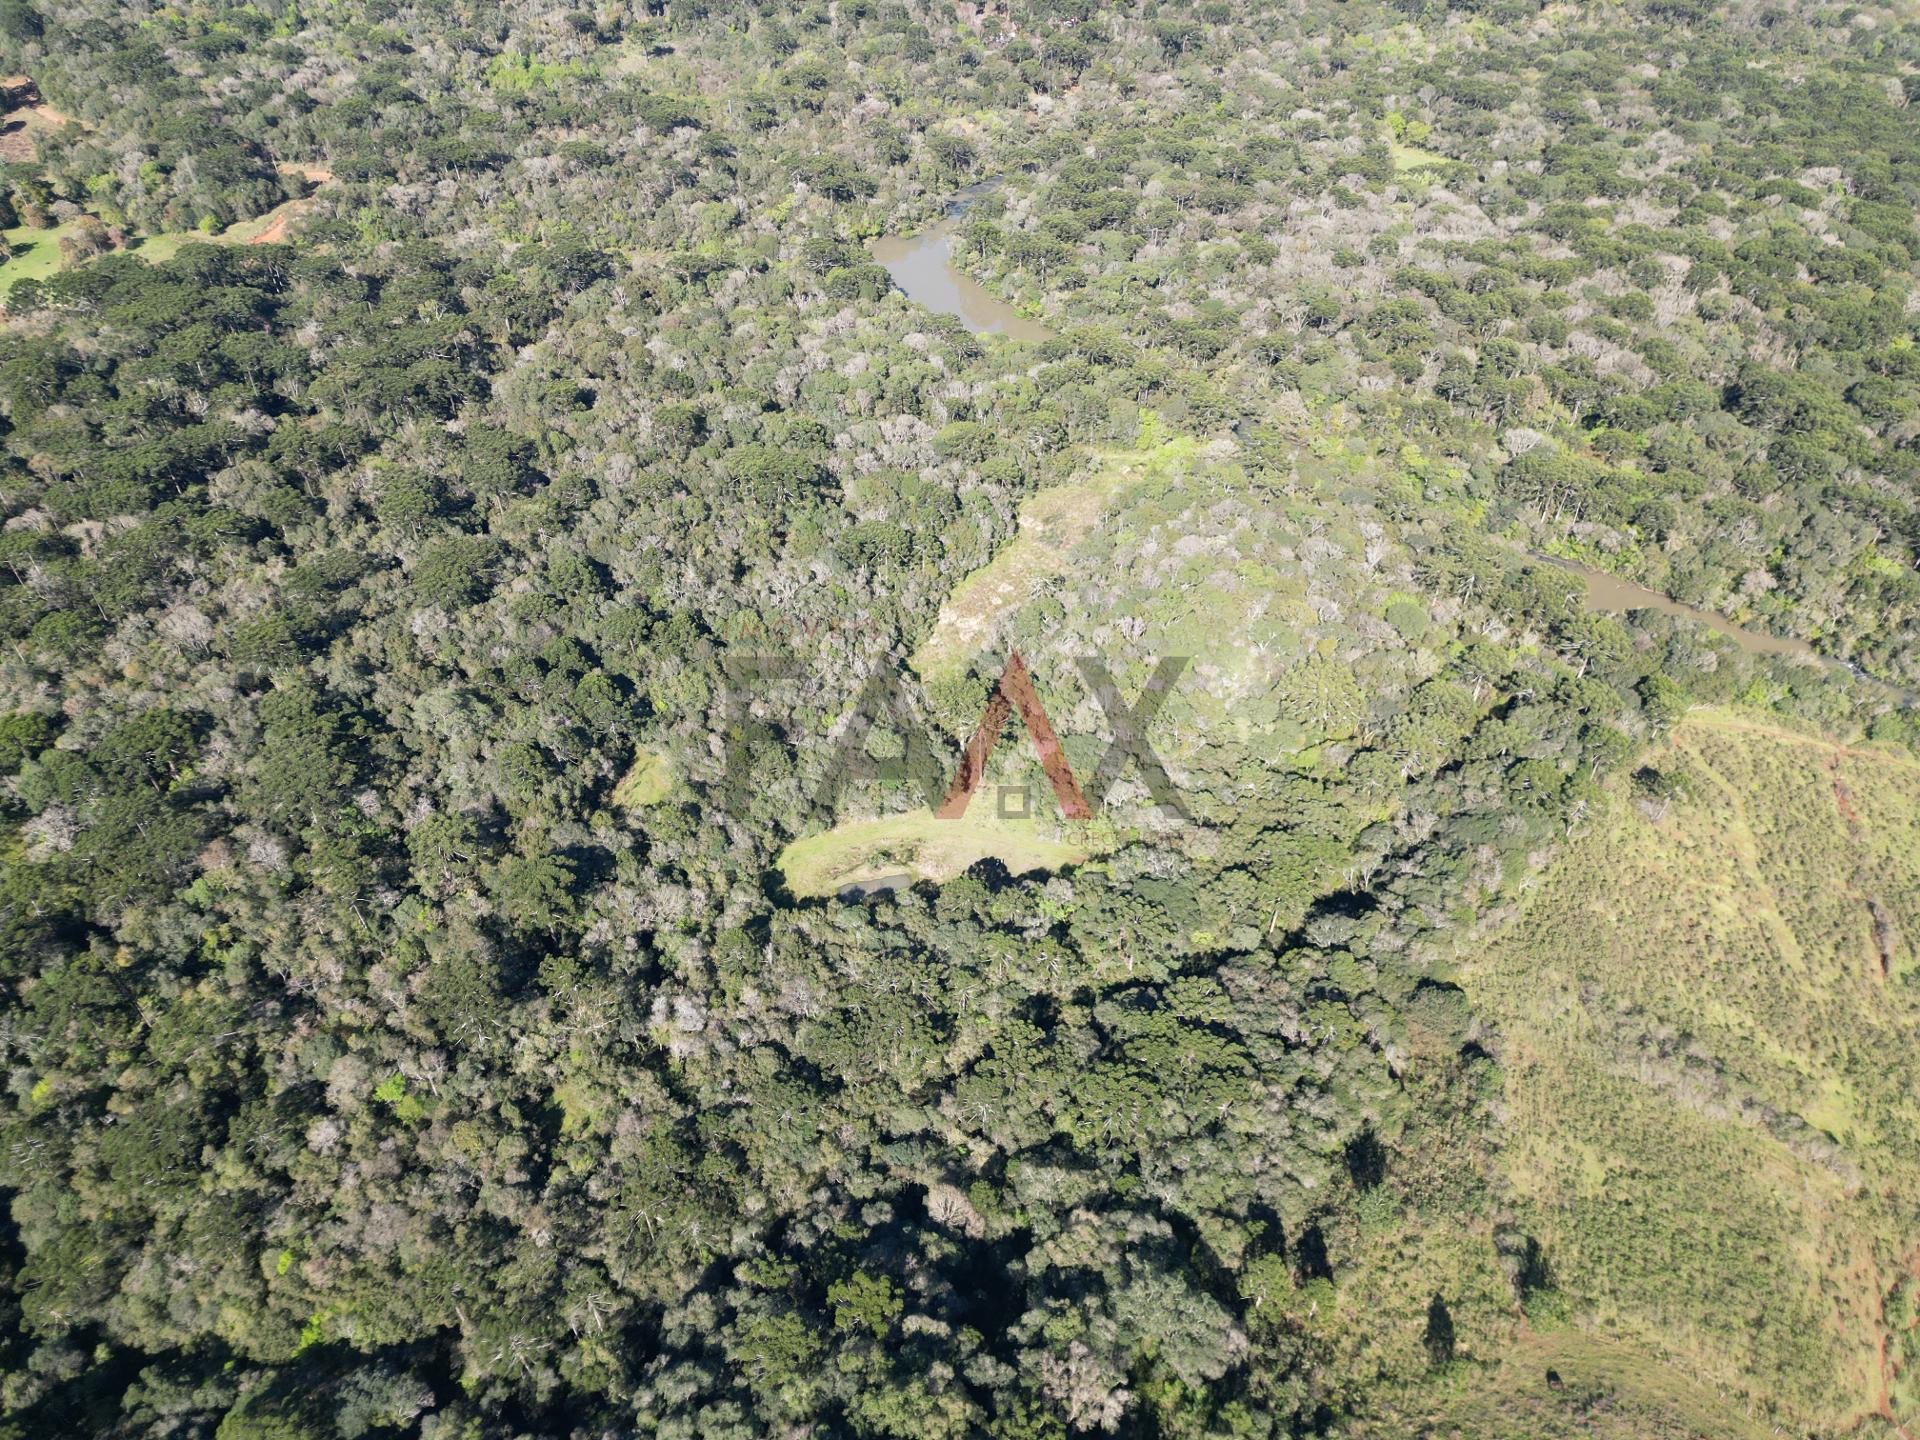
[492,854,576,934]
[413,537,498,606]
[1423,1295,1455,1367]
[929,133,977,177]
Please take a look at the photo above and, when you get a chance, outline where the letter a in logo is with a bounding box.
[936,650,1093,820]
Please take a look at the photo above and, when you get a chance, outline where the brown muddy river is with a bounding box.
[871,185,1053,342]
[1540,554,1817,659]
[1543,554,1913,700]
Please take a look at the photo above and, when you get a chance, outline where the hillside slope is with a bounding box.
[1464,710,1920,1435]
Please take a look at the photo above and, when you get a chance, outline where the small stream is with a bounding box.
[1537,553,1817,659]
[871,181,1053,341]
[1540,553,1915,703]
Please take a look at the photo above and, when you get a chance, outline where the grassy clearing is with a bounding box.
[0,215,278,301]
[0,79,78,165]
[910,427,1202,687]
[1428,1330,1776,1440]
[612,748,673,808]
[128,232,198,264]
[776,807,1102,897]
[0,221,84,299]
[2,223,214,300]
[1390,140,1447,171]
[0,179,326,302]
[800,426,1226,897]
[909,414,1399,801]
[221,193,317,245]
[1462,708,1920,1433]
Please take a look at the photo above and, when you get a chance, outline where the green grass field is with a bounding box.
[1417,1330,1776,1440]
[1462,709,1920,1435]
[0,193,315,302]
[1389,140,1447,171]
[612,748,674,808]
[217,193,313,244]
[775,807,1103,897]
[0,220,84,298]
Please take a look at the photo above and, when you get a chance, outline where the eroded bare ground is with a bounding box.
[0,75,73,163]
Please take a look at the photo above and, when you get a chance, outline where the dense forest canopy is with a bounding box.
[0,0,1915,1436]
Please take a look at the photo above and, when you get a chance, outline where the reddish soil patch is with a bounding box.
[246,164,337,244]
[248,206,302,245]
[1832,762,1861,826]
[1,77,71,124]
